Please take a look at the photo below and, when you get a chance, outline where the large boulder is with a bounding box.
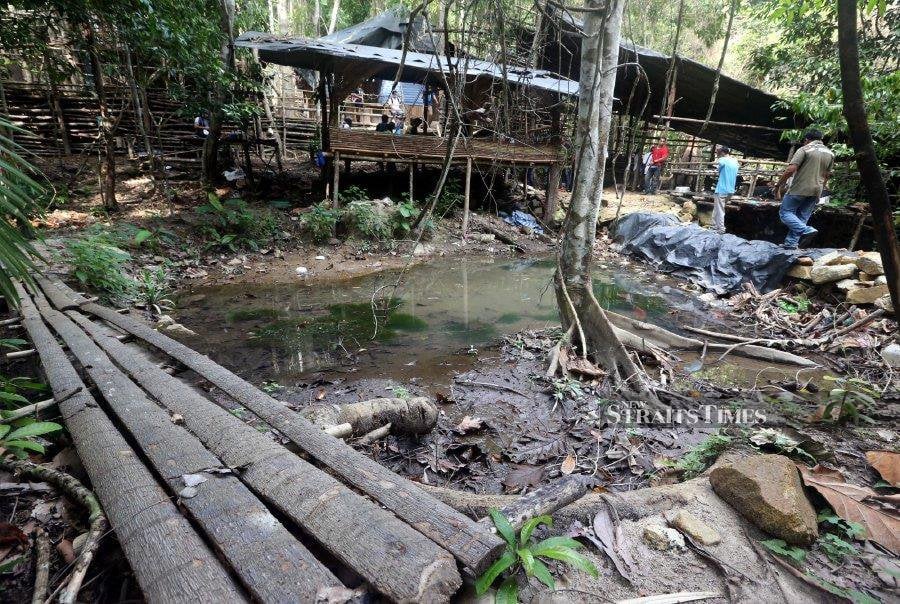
[786,264,812,280]
[810,263,857,284]
[709,454,818,545]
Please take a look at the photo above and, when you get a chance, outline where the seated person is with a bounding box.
[393,116,405,135]
[193,111,210,138]
[406,117,424,135]
[341,117,352,130]
[375,114,393,133]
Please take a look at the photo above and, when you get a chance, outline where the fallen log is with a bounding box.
[41,277,505,574]
[30,289,341,602]
[14,283,246,603]
[480,475,593,530]
[304,397,438,436]
[605,310,818,367]
[69,310,462,603]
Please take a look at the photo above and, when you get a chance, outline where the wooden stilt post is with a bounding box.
[462,157,472,238]
[409,164,414,202]
[333,151,341,205]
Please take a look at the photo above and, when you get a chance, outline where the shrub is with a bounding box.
[66,235,136,304]
[136,265,174,312]
[434,180,464,217]
[339,185,369,205]
[390,200,420,238]
[301,202,339,243]
[345,200,391,240]
[196,193,265,251]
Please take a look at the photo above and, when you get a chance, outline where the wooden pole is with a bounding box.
[333,150,340,205]
[462,157,472,238]
[408,163,414,202]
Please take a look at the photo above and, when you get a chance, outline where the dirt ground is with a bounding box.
[2,157,897,603]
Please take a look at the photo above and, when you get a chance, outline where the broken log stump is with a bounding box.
[305,397,438,436]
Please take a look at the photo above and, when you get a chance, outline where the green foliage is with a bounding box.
[674,433,732,478]
[0,421,63,458]
[197,193,276,251]
[817,508,865,541]
[761,539,807,564]
[821,376,878,424]
[816,508,864,562]
[338,185,369,205]
[301,202,339,243]
[818,534,858,563]
[551,377,584,402]
[345,201,391,241]
[66,235,136,304]
[132,226,178,252]
[434,181,464,217]
[777,295,811,315]
[136,266,174,312]
[476,510,597,602]
[390,200,420,238]
[804,572,880,604]
[0,117,44,305]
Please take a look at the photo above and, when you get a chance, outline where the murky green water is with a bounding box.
[174,258,702,385]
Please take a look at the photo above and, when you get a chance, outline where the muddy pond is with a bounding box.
[174,256,752,390]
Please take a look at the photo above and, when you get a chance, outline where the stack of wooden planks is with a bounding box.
[13,275,507,603]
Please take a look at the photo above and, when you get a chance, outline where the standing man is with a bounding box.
[775,129,834,249]
[645,137,669,194]
[711,146,739,234]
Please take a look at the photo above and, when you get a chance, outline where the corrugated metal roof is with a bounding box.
[235,32,579,98]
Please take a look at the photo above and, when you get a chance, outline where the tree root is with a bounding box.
[1,457,107,604]
[32,528,50,604]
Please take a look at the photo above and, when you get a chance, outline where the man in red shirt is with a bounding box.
[644,137,669,194]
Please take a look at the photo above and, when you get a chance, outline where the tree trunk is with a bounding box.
[836,0,900,318]
[556,0,660,405]
[85,24,118,211]
[327,0,341,34]
[123,42,155,170]
[203,0,236,187]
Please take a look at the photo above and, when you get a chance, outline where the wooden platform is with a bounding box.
[14,276,509,603]
[330,130,562,166]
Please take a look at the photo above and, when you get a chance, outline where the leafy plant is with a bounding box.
[476,510,597,603]
[821,376,879,424]
[674,433,732,479]
[390,200,420,238]
[761,538,807,565]
[748,428,818,465]
[0,421,63,458]
[301,202,339,243]
[434,180,464,217]
[197,193,268,251]
[345,201,390,241]
[777,295,811,314]
[338,185,369,205]
[551,377,584,403]
[0,118,45,304]
[66,235,136,304]
[131,226,177,252]
[136,266,174,312]
[816,508,864,562]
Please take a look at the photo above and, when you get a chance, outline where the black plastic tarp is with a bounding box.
[612,213,815,294]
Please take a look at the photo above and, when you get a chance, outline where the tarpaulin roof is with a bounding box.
[235,33,579,98]
[319,7,435,53]
[534,10,803,158]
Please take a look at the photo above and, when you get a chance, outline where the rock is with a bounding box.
[810,263,857,284]
[698,292,717,303]
[665,510,721,545]
[477,233,496,243]
[875,275,887,285]
[859,272,875,283]
[227,257,242,266]
[677,213,693,223]
[795,256,814,266]
[875,294,894,314]
[855,252,884,275]
[697,211,713,227]
[413,243,435,256]
[709,454,818,545]
[295,266,309,275]
[682,200,698,216]
[846,283,889,305]
[643,524,686,551]
[164,323,198,337]
[882,343,900,368]
[835,279,860,291]
[786,265,812,280]
[156,314,176,328]
[315,255,326,260]
[813,250,844,267]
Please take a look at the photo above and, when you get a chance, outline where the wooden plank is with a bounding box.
[40,279,506,573]
[29,288,342,602]
[67,310,462,603]
[13,284,246,604]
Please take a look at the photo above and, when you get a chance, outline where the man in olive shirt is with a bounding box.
[775,129,834,248]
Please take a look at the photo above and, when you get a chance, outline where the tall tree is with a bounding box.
[556,0,661,406]
[85,21,118,212]
[836,0,900,316]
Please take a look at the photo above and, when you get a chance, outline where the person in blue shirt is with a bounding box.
[712,146,739,234]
